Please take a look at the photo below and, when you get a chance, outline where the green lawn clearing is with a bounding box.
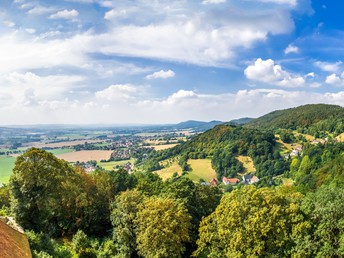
[0,156,16,184]
[48,148,75,156]
[98,159,133,171]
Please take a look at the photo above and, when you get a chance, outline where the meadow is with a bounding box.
[0,156,16,184]
[98,159,134,171]
[336,133,344,142]
[156,162,182,180]
[236,155,256,174]
[186,159,217,182]
[151,144,178,151]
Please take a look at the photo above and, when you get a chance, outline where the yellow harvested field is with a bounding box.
[336,133,344,142]
[57,150,113,162]
[236,155,255,173]
[156,162,182,180]
[187,159,217,182]
[24,140,106,148]
[152,144,178,150]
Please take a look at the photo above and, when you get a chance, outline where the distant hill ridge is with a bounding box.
[174,120,223,130]
[246,104,344,132]
[229,117,254,125]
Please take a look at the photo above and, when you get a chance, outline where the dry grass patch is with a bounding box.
[186,159,216,182]
[156,162,182,180]
[236,155,255,174]
[152,144,178,151]
[336,133,344,142]
[293,132,315,141]
[57,150,113,162]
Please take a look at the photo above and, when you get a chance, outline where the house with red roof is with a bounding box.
[210,178,218,186]
[222,177,240,185]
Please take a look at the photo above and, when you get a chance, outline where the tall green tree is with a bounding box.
[111,190,144,258]
[299,186,344,257]
[195,186,310,257]
[135,197,191,258]
[10,148,78,235]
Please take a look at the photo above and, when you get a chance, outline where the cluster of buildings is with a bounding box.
[208,174,259,186]
[111,148,132,160]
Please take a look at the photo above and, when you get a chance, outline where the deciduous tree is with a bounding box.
[135,197,191,258]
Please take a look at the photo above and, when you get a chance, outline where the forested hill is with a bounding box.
[246,104,344,134]
[145,124,288,181]
[173,120,223,131]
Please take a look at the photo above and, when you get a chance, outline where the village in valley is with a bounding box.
[1,121,338,191]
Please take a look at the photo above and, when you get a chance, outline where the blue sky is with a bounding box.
[0,0,343,125]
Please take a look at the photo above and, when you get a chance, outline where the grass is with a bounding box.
[293,131,315,141]
[48,148,75,155]
[156,162,182,180]
[336,133,344,142]
[151,144,178,151]
[98,159,134,171]
[0,156,16,184]
[236,155,255,174]
[186,159,216,182]
[275,135,294,152]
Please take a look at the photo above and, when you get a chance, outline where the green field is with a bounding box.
[0,156,16,184]
[186,159,216,182]
[48,148,75,155]
[98,159,133,171]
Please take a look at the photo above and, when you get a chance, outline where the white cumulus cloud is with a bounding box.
[325,73,344,86]
[95,84,139,101]
[50,9,79,19]
[104,8,136,20]
[314,61,342,73]
[244,58,305,87]
[202,0,226,4]
[252,0,297,6]
[27,5,56,15]
[284,44,299,54]
[146,70,175,79]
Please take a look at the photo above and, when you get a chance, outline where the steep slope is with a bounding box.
[246,104,344,134]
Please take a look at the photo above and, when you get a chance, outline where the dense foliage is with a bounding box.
[246,104,344,136]
[142,124,288,184]
[195,186,310,257]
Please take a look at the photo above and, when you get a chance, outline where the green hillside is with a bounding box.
[143,124,288,183]
[246,104,344,135]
